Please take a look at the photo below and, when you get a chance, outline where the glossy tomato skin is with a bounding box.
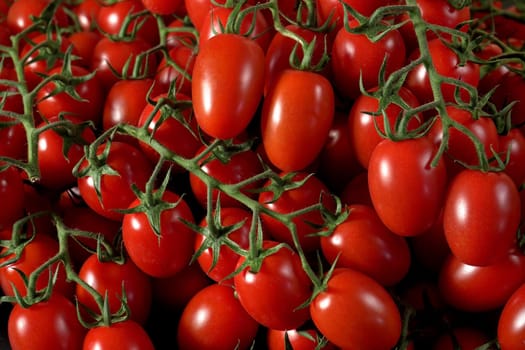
[259,172,334,253]
[267,328,337,350]
[137,93,200,173]
[439,252,525,312]
[102,78,161,145]
[348,87,421,169]
[8,293,85,350]
[264,24,331,95]
[141,0,182,15]
[0,234,74,299]
[122,190,195,278]
[96,0,158,46]
[321,204,411,286]
[443,170,521,266]
[177,283,259,350]
[37,116,96,191]
[195,207,252,284]
[83,320,154,350]
[77,141,153,222]
[498,283,525,350]
[0,165,25,231]
[192,33,265,140]
[36,65,104,125]
[91,37,157,91]
[261,69,335,172]
[154,45,196,97]
[316,0,391,34]
[397,0,471,54]
[310,268,402,350]
[234,241,312,330]
[405,38,480,105]
[428,106,499,173]
[7,0,69,34]
[189,144,264,209]
[331,19,406,100]
[76,254,153,325]
[368,137,447,236]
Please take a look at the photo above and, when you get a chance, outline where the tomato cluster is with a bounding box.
[0,0,524,349]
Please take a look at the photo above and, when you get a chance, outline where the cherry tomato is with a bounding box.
[122,190,195,278]
[8,293,85,350]
[258,172,334,253]
[234,241,312,330]
[189,143,264,209]
[261,69,335,172]
[97,0,159,46]
[77,141,153,222]
[83,320,155,350]
[264,24,331,95]
[192,33,265,140]
[72,0,101,31]
[6,0,68,34]
[154,45,196,97]
[141,0,182,15]
[177,283,259,350]
[310,267,402,350]
[438,252,525,312]
[405,38,480,105]
[137,93,200,173]
[397,0,471,54]
[76,254,152,325]
[348,87,421,169]
[102,78,161,145]
[91,37,157,91]
[321,204,411,286]
[443,169,521,266]
[0,234,74,299]
[36,116,96,191]
[316,0,392,34]
[498,283,525,350]
[331,19,406,100]
[428,106,499,173]
[267,328,337,350]
[368,137,447,236]
[36,65,104,125]
[195,207,252,284]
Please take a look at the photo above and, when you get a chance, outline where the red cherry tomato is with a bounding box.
[192,33,265,140]
[122,190,196,278]
[310,268,402,350]
[177,283,260,350]
[234,241,312,330]
[368,137,447,236]
[76,254,153,325]
[261,69,335,172]
[443,169,521,266]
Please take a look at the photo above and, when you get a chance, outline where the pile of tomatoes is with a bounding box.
[0,0,524,349]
